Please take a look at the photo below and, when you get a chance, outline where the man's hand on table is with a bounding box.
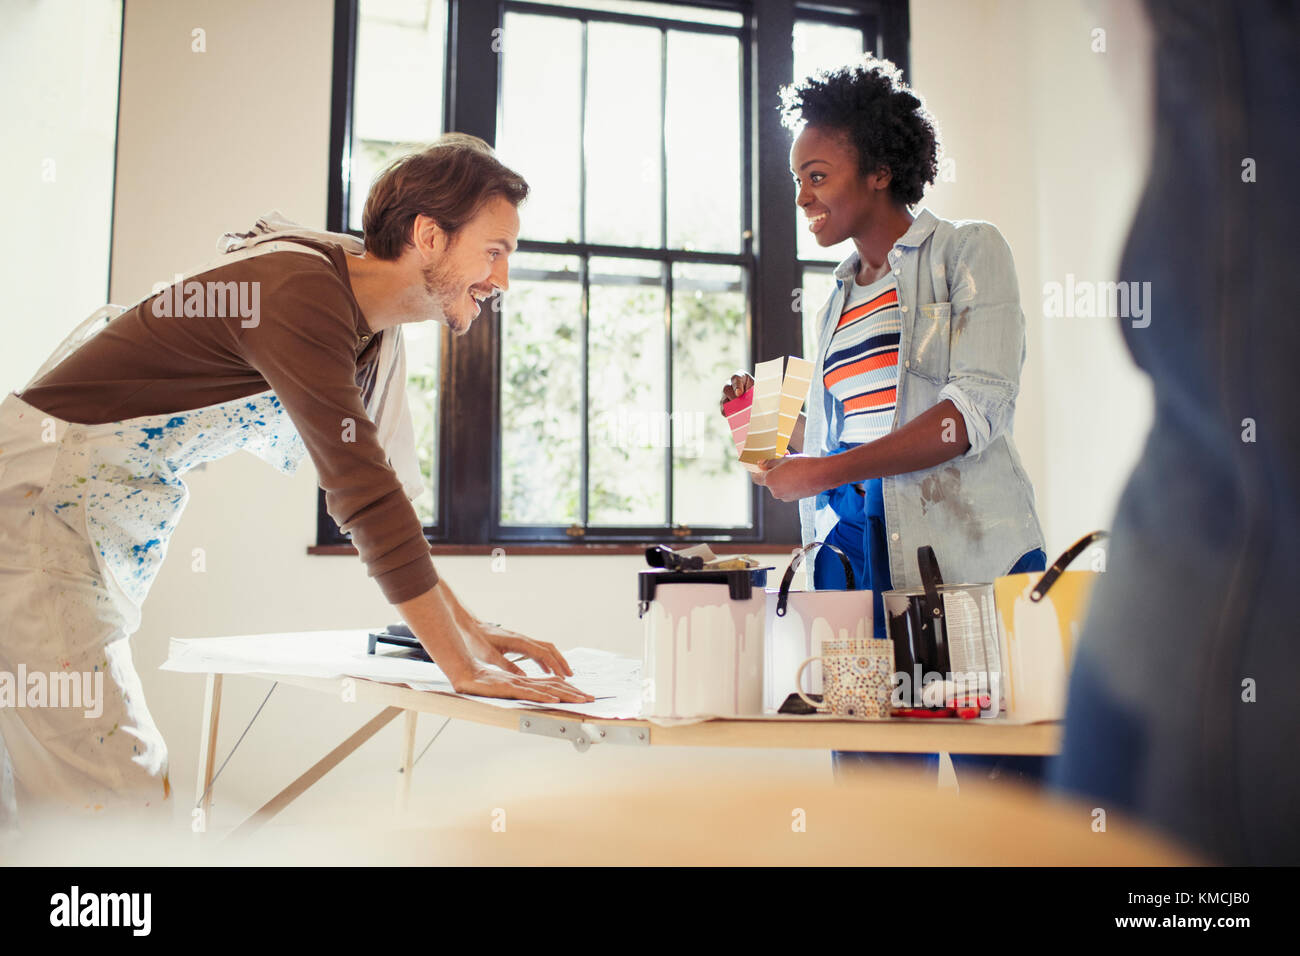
[465,621,576,678]
[447,663,595,705]
[437,628,595,705]
[395,582,595,705]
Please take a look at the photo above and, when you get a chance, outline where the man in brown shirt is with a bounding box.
[12,134,591,708]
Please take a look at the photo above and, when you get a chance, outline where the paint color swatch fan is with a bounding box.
[722,356,813,470]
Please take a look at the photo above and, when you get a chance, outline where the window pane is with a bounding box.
[793,20,864,81]
[498,14,583,243]
[350,0,447,230]
[500,254,584,526]
[672,263,750,528]
[801,267,839,364]
[522,0,743,27]
[585,22,662,248]
[666,30,742,252]
[402,320,441,525]
[588,257,666,525]
[792,20,864,264]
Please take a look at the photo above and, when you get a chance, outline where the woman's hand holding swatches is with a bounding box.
[749,455,834,502]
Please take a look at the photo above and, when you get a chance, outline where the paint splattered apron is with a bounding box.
[0,388,307,820]
[0,242,327,825]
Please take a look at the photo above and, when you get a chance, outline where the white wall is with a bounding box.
[0,0,121,390]
[1023,0,1155,554]
[912,0,1155,558]
[2,0,1155,832]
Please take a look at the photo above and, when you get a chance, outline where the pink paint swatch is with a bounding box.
[723,388,754,454]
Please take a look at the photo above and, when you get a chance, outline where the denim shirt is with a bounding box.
[798,207,1046,588]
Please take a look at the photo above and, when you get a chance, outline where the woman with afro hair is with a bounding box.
[721,57,1047,786]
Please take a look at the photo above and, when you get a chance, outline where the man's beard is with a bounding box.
[422,257,471,335]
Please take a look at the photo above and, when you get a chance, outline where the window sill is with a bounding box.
[308,542,802,557]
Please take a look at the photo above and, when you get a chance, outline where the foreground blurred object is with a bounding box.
[1051,0,1300,864]
[0,764,1200,867]
[428,768,1199,866]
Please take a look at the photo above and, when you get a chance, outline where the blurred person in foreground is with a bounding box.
[1051,0,1300,865]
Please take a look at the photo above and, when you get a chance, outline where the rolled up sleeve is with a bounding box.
[936,224,1026,458]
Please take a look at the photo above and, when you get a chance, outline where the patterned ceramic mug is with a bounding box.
[795,638,895,718]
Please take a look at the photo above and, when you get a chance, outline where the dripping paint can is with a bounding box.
[637,568,765,718]
[763,542,873,713]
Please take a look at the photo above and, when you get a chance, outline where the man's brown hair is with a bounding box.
[361,133,529,260]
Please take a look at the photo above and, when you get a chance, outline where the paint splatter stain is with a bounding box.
[953,304,973,338]
[918,465,983,542]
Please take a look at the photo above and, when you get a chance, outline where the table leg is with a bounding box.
[396,709,418,815]
[231,706,403,838]
[195,673,223,834]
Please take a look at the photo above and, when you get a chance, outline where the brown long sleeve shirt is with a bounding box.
[17,239,439,604]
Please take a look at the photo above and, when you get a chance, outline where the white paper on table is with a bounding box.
[160,629,643,719]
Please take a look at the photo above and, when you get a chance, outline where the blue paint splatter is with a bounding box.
[130,538,161,563]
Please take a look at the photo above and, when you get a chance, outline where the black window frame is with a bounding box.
[318,0,909,551]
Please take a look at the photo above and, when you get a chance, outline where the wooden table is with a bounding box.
[193,670,1061,837]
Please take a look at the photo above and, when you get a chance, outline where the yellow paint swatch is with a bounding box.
[773,356,813,457]
[739,356,812,463]
[738,358,784,463]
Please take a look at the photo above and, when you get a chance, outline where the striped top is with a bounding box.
[823,272,901,444]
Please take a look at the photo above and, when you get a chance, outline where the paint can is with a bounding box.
[763,542,873,713]
[882,546,1001,711]
[637,568,766,718]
